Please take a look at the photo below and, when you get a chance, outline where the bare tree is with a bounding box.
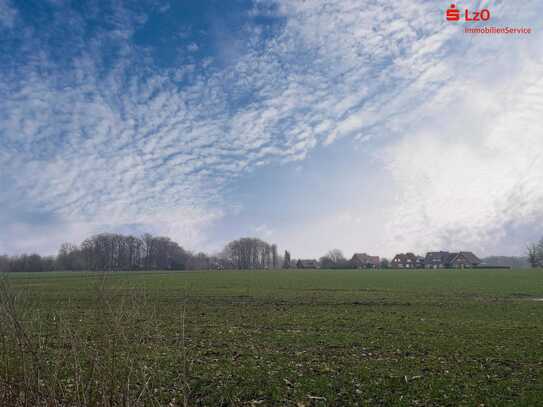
[271,244,278,269]
[282,250,291,269]
[528,238,543,268]
[221,238,278,270]
[327,249,345,263]
[57,243,85,271]
[320,249,348,269]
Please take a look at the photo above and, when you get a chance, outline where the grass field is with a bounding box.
[1,269,543,406]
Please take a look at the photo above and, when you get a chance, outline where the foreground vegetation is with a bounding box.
[1,269,543,406]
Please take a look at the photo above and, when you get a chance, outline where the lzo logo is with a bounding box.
[446,4,491,22]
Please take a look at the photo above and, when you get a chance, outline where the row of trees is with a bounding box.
[319,249,390,269]
[56,234,194,271]
[221,238,279,269]
[0,254,56,273]
[0,234,285,273]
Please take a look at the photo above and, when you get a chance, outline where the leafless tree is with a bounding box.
[282,250,291,269]
[271,244,278,269]
[528,238,543,268]
[327,249,345,263]
[320,249,348,269]
[221,238,278,270]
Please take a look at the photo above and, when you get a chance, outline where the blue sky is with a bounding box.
[1,0,542,258]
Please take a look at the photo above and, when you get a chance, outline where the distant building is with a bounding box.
[350,253,380,269]
[447,252,481,268]
[296,259,318,269]
[424,251,451,269]
[416,256,425,268]
[424,251,481,269]
[391,252,423,269]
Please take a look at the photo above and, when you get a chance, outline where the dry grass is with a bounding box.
[0,273,192,406]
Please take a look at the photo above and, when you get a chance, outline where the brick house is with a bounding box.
[350,253,380,269]
[425,251,481,268]
[391,252,423,268]
[447,252,481,268]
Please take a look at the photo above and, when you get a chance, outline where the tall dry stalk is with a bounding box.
[0,271,198,406]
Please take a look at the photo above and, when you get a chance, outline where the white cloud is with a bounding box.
[383,28,543,255]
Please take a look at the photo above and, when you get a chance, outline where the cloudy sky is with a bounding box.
[1,0,542,258]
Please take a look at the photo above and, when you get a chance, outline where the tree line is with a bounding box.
[0,234,288,273]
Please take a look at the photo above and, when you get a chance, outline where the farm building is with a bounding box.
[296,259,318,269]
[424,251,481,269]
[447,252,481,268]
[424,251,452,268]
[391,253,424,268]
[350,253,380,268]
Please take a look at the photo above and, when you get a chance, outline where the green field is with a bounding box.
[1,269,543,406]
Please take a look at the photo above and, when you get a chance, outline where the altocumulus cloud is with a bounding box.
[0,0,542,256]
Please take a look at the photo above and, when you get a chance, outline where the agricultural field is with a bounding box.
[1,269,543,406]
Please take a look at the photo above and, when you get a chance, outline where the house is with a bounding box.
[390,253,404,268]
[416,256,425,268]
[296,259,318,269]
[447,252,481,268]
[424,251,452,268]
[391,252,422,268]
[350,253,380,269]
[424,251,481,268]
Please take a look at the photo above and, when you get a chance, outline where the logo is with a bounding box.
[446,4,491,22]
[446,4,460,21]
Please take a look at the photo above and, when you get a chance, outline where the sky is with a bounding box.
[1,0,542,259]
